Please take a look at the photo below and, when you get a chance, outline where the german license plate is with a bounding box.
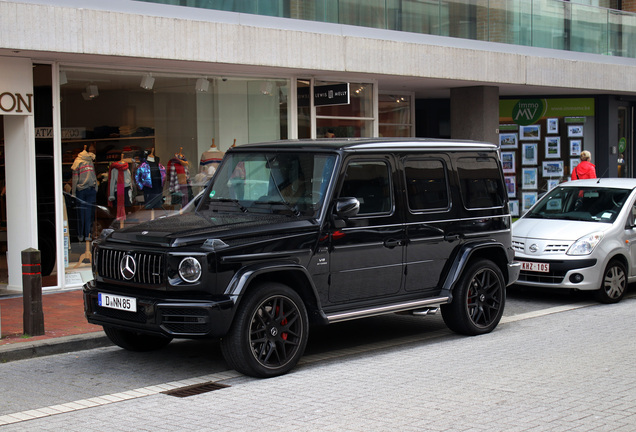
[98,292,137,312]
[520,261,550,273]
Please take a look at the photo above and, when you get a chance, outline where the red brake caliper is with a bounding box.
[276,305,288,341]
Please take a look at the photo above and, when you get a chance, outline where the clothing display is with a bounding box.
[198,144,224,179]
[135,156,166,209]
[108,159,133,220]
[71,149,98,241]
[167,155,192,206]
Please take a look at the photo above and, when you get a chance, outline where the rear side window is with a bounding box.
[404,159,449,211]
[340,161,392,215]
[457,156,506,209]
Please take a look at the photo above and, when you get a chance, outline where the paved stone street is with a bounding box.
[1,292,635,431]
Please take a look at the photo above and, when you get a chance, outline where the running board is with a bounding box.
[325,297,449,324]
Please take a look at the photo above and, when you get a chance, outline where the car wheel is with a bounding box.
[596,259,626,304]
[220,282,308,378]
[103,326,172,351]
[441,259,506,336]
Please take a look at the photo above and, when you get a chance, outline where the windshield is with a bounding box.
[525,185,631,223]
[198,152,337,219]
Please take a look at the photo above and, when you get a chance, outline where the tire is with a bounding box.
[596,259,627,304]
[103,326,172,352]
[441,259,506,336]
[220,282,309,378]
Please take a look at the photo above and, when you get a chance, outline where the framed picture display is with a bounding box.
[570,139,582,156]
[505,175,517,198]
[522,192,538,212]
[568,125,583,137]
[547,179,560,191]
[522,167,537,190]
[499,132,518,149]
[570,158,580,178]
[519,125,541,141]
[501,151,516,173]
[545,137,561,158]
[547,118,558,134]
[542,160,564,177]
[509,200,520,217]
[521,143,537,165]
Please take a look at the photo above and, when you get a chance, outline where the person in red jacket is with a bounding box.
[572,150,596,179]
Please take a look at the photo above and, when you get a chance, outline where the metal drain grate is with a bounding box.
[163,382,230,398]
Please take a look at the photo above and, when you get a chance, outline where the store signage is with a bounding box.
[511,99,545,126]
[35,127,87,140]
[314,83,350,107]
[500,98,595,125]
[0,92,33,114]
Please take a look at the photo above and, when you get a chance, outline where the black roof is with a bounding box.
[230,138,498,152]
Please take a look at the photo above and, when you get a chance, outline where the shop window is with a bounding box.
[315,81,374,138]
[379,93,413,137]
[60,67,289,274]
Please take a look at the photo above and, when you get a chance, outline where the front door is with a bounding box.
[328,156,404,304]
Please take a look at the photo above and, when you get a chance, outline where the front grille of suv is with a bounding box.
[96,248,164,285]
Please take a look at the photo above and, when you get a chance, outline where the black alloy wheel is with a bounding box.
[221,282,308,378]
[441,259,506,336]
[596,259,627,304]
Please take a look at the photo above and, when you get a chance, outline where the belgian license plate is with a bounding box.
[520,261,550,273]
[98,292,137,312]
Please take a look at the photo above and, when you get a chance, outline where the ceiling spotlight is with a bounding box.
[86,84,99,98]
[195,78,210,92]
[140,74,155,90]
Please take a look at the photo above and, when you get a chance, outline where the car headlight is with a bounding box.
[178,257,202,283]
[567,232,603,256]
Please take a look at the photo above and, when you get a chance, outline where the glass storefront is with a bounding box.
[59,67,290,279]
[315,81,374,138]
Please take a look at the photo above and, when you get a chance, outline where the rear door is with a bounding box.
[402,154,458,297]
[328,155,405,303]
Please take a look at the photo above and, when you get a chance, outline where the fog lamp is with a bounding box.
[179,257,202,283]
[569,273,584,284]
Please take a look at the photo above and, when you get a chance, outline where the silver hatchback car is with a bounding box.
[512,178,636,303]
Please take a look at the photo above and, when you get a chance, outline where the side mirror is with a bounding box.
[335,197,360,219]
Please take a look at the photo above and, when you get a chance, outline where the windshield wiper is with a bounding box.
[252,199,301,217]
[210,198,248,213]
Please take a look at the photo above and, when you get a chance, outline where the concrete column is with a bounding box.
[450,86,499,145]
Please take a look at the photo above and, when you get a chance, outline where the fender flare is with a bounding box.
[440,240,510,301]
[224,260,323,316]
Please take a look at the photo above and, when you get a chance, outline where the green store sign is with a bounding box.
[500,98,595,126]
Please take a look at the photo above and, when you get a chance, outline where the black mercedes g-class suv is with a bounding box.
[84,138,520,377]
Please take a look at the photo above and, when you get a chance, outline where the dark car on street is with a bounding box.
[84,138,519,377]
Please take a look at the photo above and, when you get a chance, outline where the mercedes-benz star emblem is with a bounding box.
[120,254,137,280]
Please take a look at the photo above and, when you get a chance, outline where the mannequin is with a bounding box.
[135,148,166,211]
[108,153,133,224]
[167,148,192,207]
[71,144,97,267]
[194,139,224,190]
[199,139,224,179]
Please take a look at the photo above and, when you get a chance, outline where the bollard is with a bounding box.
[22,248,45,336]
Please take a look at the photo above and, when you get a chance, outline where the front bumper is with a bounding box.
[514,257,598,290]
[83,280,236,338]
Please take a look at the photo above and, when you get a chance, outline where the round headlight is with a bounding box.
[178,257,202,283]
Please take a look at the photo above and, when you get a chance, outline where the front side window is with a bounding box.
[339,161,392,215]
[201,152,336,219]
[457,156,506,209]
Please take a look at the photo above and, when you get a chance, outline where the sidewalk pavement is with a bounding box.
[0,289,111,362]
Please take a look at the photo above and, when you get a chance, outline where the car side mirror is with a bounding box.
[335,197,360,219]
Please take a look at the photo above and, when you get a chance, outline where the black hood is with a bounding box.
[107,212,318,247]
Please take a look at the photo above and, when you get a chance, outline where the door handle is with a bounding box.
[384,239,403,248]
[444,234,460,242]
